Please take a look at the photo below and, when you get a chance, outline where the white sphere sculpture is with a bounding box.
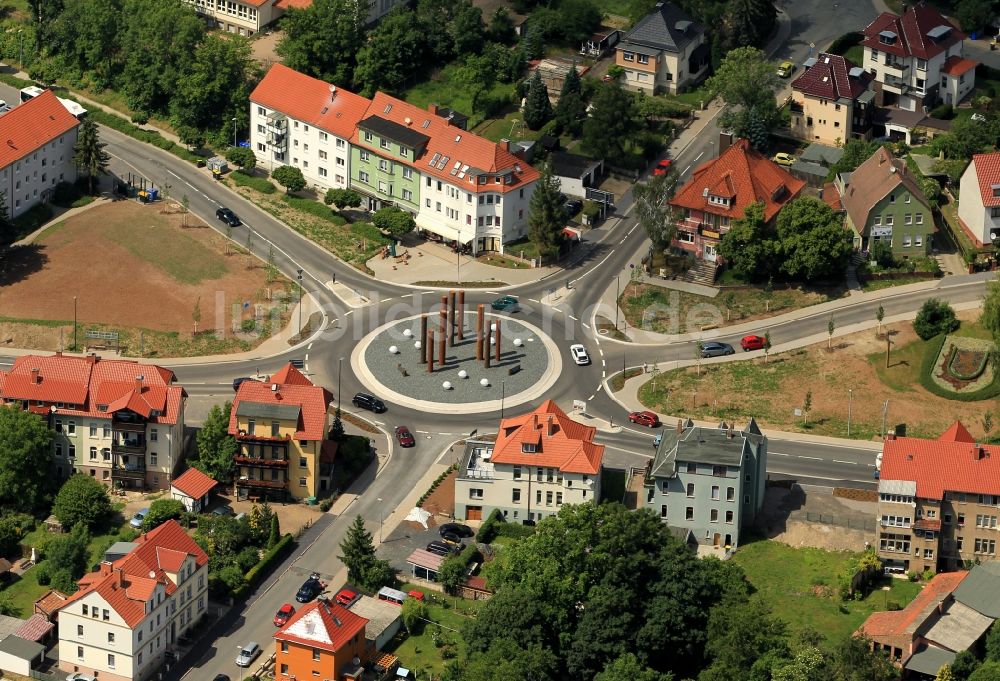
[388,345,399,354]
[490,323,497,331]
[403,329,413,338]
[458,369,468,379]
[490,337,496,345]
[414,340,421,349]
[513,338,523,347]
[442,381,452,390]
[480,378,490,387]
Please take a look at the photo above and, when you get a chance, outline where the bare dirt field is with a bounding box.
[758,485,875,552]
[0,200,292,356]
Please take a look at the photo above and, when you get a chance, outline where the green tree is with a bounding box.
[634,173,678,253]
[803,390,812,425]
[170,33,253,135]
[361,558,396,592]
[330,408,345,441]
[981,280,1000,346]
[52,0,121,88]
[226,146,257,172]
[521,25,544,60]
[247,502,276,547]
[583,83,640,165]
[706,47,780,148]
[0,405,54,511]
[400,596,428,633]
[0,192,13,247]
[372,207,416,238]
[52,474,112,532]
[141,499,185,531]
[523,70,553,130]
[937,665,957,681]
[339,515,376,585]
[556,0,601,43]
[985,620,1000,661]
[828,315,836,349]
[272,165,306,194]
[438,549,471,594]
[595,653,673,681]
[324,188,362,209]
[0,514,31,558]
[702,596,788,677]
[267,514,280,549]
[354,8,423,96]
[73,117,110,194]
[724,0,776,49]
[716,201,775,282]
[44,523,90,591]
[914,298,959,340]
[876,304,885,337]
[554,64,585,135]
[826,634,897,681]
[276,0,367,85]
[443,638,559,681]
[763,330,772,363]
[954,0,994,33]
[776,196,852,281]
[770,646,824,681]
[527,164,565,261]
[827,139,885,178]
[449,1,486,55]
[950,650,981,681]
[192,402,237,482]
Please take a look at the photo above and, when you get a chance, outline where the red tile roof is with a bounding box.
[0,353,184,424]
[859,571,967,640]
[250,64,373,142]
[14,614,54,642]
[670,139,804,223]
[0,90,80,170]
[489,400,604,475]
[822,182,844,212]
[33,590,68,619]
[939,420,975,443]
[880,424,1000,500]
[861,7,965,60]
[276,598,367,653]
[270,363,313,386]
[170,467,218,501]
[273,0,312,7]
[229,370,331,441]
[941,55,977,76]
[355,91,539,195]
[791,53,872,101]
[969,152,1000,209]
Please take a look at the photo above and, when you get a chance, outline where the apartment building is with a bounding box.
[860,5,976,110]
[643,419,767,550]
[274,599,367,681]
[351,92,538,254]
[957,151,1000,248]
[0,89,79,222]
[788,52,875,146]
[228,363,335,502]
[0,353,186,490]
[249,64,371,190]
[615,2,709,94]
[876,421,1000,574]
[454,401,605,523]
[56,521,208,681]
[188,0,403,36]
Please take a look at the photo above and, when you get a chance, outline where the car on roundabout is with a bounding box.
[491,295,519,312]
[628,411,661,428]
[395,426,415,447]
[570,344,591,365]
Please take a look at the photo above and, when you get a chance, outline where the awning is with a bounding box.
[563,227,581,240]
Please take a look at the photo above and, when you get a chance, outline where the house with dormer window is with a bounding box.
[957,152,1000,248]
[615,2,709,94]
[789,52,875,146]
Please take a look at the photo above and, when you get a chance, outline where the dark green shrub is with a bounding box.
[230,170,276,194]
[913,298,959,340]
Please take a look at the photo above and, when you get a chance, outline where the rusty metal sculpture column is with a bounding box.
[457,290,465,340]
[419,315,428,364]
[438,329,446,366]
[427,330,435,372]
[476,304,484,361]
[449,290,457,347]
[495,320,501,362]
[484,321,492,369]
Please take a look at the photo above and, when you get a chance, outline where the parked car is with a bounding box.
[439,522,474,538]
[491,295,520,312]
[273,603,295,627]
[232,376,256,391]
[211,505,234,517]
[563,199,583,218]
[295,574,325,603]
[129,508,149,529]
[570,344,591,366]
[216,206,241,227]
[771,152,795,166]
[67,674,97,681]
[212,676,231,681]
[776,60,794,78]
[652,158,673,176]
[440,531,464,546]
[700,342,734,358]
[352,392,386,413]
[395,426,415,447]
[335,587,359,607]
[426,540,461,556]
[628,411,661,428]
[408,590,425,601]
[741,335,766,351]
[235,642,261,667]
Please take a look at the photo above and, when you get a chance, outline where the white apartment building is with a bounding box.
[57,521,209,681]
[958,151,1000,248]
[860,5,977,111]
[0,353,186,490]
[0,89,79,221]
[189,0,405,35]
[249,64,371,193]
[454,401,604,523]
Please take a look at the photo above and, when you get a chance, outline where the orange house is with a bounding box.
[274,599,368,681]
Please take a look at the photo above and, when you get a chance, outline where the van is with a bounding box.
[377,586,408,606]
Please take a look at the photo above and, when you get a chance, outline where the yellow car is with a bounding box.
[777,61,794,78]
[771,153,795,166]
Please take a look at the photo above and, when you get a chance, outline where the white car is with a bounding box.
[235,642,261,667]
[570,344,590,365]
[66,674,97,681]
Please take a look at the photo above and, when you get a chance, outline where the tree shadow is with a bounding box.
[0,244,48,287]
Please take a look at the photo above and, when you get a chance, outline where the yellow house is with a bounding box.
[228,364,335,501]
[615,2,709,94]
[789,53,876,146]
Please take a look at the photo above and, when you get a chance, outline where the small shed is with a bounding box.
[33,590,68,622]
[457,575,493,601]
[580,27,621,57]
[0,635,45,676]
[171,468,219,513]
[348,595,402,651]
[43,515,63,534]
[13,614,54,645]
[104,542,138,563]
[551,151,604,198]
[406,549,444,581]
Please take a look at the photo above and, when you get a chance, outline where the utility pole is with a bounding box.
[297,269,303,336]
[847,389,853,437]
[881,399,890,437]
[614,274,621,329]
[72,296,77,351]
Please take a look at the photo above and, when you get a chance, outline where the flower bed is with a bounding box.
[947,345,990,381]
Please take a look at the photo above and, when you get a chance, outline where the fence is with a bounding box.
[802,512,876,532]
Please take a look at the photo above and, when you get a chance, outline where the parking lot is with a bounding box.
[377,517,471,574]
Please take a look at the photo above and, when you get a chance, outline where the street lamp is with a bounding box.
[232,117,238,148]
[337,357,344,404]
[72,296,77,351]
[235,645,245,681]
[376,498,384,543]
[296,269,303,336]
[614,274,621,329]
[847,389,853,437]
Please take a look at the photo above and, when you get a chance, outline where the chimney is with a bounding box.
[134,375,144,393]
[428,104,438,116]
[87,353,97,365]
[547,415,556,437]
[55,351,62,357]
[100,561,112,576]
[885,433,895,441]
[676,418,683,434]
[718,132,734,153]
[975,445,987,460]
[30,368,40,384]
[329,84,337,100]
[499,139,510,153]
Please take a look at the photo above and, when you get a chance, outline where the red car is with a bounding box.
[273,603,295,627]
[407,590,425,601]
[652,159,673,176]
[395,426,415,447]
[741,335,766,351]
[335,588,358,607]
[628,411,660,428]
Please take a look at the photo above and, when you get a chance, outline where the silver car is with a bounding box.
[235,642,261,667]
[570,344,591,365]
[700,342,734,358]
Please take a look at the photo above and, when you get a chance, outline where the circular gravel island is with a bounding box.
[352,312,560,414]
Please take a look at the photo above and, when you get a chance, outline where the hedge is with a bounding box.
[12,203,55,241]
[476,509,536,543]
[417,464,457,508]
[919,334,1000,401]
[231,533,295,600]
[231,170,276,194]
[283,195,340,222]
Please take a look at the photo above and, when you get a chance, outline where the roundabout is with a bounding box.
[352,310,562,414]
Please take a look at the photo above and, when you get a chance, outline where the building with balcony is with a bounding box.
[861,6,977,111]
[875,421,1000,575]
[789,53,875,146]
[643,419,767,551]
[0,353,185,490]
[615,2,709,94]
[274,598,367,681]
[957,151,1000,249]
[56,520,208,681]
[454,401,605,523]
[228,363,335,502]
[668,138,804,270]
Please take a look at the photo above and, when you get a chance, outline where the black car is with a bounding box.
[440,531,464,546]
[213,676,231,681]
[426,540,461,557]
[233,376,255,391]
[439,522,474,538]
[216,206,241,226]
[353,392,386,413]
[295,575,325,603]
[563,199,583,218]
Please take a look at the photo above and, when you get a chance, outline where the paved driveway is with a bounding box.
[377,520,465,574]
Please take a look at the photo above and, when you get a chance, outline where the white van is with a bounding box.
[377,586,408,606]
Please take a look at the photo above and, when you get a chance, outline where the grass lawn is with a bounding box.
[102,218,229,285]
[504,238,541,262]
[843,45,864,65]
[859,277,929,291]
[385,585,488,678]
[476,253,531,269]
[405,65,517,132]
[733,538,923,650]
[600,468,627,503]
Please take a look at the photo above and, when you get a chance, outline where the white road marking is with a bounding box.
[373,420,384,425]
[416,430,429,434]
[599,348,604,357]
[602,359,606,367]
[485,291,498,295]
[381,298,392,303]
[582,323,590,329]
[569,315,578,321]
[597,384,603,392]
[694,152,704,162]
[682,165,692,175]
[834,460,858,465]
[619,237,627,244]
[771,452,790,456]
[345,310,354,316]
[601,371,606,378]
[588,394,595,400]
[304,354,309,362]
[529,298,540,304]
[797,455,822,461]
[437,432,453,436]
[308,343,313,349]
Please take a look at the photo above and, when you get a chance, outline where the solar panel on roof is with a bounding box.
[429,152,441,166]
